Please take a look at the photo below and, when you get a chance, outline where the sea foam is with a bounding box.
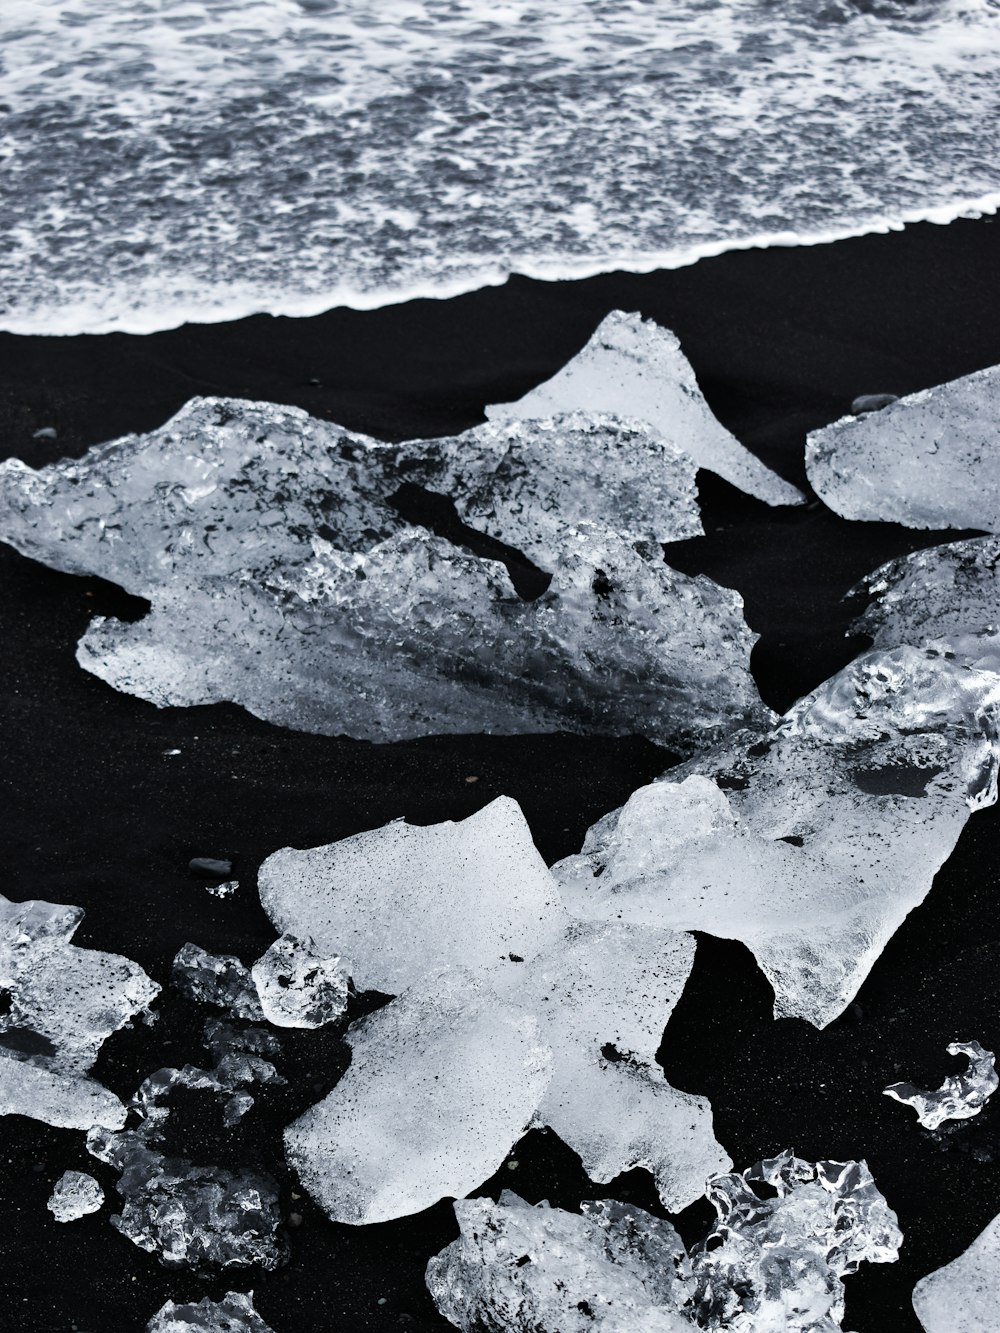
[3,0,1000,334]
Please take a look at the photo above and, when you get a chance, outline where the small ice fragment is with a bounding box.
[146,1291,275,1332]
[205,880,238,899]
[884,1041,998,1130]
[913,1211,1000,1332]
[487,310,804,507]
[32,427,57,441]
[807,363,1000,530]
[250,934,348,1029]
[427,1151,901,1332]
[851,393,899,415]
[162,748,181,756]
[172,943,264,1022]
[47,1170,104,1222]
[189,857,233,878]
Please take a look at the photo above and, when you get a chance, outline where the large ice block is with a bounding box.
[913,1212,1000,1333]
[806,363,1000,530]
[488,311,804,507]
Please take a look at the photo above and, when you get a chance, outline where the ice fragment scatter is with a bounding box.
[885,1041,998,1130]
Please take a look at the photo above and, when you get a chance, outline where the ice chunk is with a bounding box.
[913,1211,1000,1333]
[250,934,348,1029]
[0,893,158,1129]
[555,646,1000,1026]
[259,798,567,995]
[854,536,1000,676]
[284,967,551,1225]
[428,1152,901,1332]
[427,1191,693,1333]
[265,801,729,1223]
[487,311,804,508]
[172,943,264,1022]
[205,880,239,900]
[147,1293,275,1333]
[0,397,767,750]
[47,1170,104,1222]
[806,363,1000,530]
[884,1041,998,1130]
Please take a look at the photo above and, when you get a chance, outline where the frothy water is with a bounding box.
[2,0,1000,334]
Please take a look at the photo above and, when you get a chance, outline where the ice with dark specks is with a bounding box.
[913,1211,1000,1333]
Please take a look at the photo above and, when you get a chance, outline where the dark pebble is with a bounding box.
[850,393,899,415]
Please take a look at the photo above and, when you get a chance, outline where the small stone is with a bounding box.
[189,857,233,878]
[32,427,58,441]
[850,393,899,415]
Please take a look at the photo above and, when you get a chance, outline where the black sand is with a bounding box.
[1,214,1000,1331]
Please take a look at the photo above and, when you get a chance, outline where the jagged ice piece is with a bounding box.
[146,1292,275,1333]
[47,1170,104,1222]
[806,363,1000,530]
[0,397,767,749]
[487,310,804,507]
[885,1041,998,1130]
[172,943,264,1022]
[250,934,348,1029]
[913,1212,1000,1333]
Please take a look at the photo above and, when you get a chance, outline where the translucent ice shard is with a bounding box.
[0,894,158,1129]
[147,1293,275,1333]
[428,1152,901,1333]
[0,397,767,749]
[555,646,1000,1026]
[263,799,729,1223]
[172,943,264,1022]
[855,536,1000,675]
[47,1170,104,1222]
[285,967,552,1226]
[913,1212,1000,1333]
[884,1041,998,1130]
[488,311,804,508]
[806,363,1000,530]
[250,934,348,1029]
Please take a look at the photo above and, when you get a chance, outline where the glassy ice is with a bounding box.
[885,1041,998,1130]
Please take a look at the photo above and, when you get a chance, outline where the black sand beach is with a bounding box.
[2,214,1000,1331]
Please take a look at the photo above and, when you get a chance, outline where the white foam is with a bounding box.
[3,0,1000,334]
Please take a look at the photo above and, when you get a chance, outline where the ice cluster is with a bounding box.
[555,644,1000,1027]
[806,363,1000,530]
[87,1016,286,1270]
[884,1041,998,1131]
[0,893,158,1130]
[912,1211,1000,1333]
[427,1150,902,1333]
[47,1170,104,1223]
[487,311,804,507]
[0,391,769,749]
[259,797,729,1225]
[146,1292,275,1333]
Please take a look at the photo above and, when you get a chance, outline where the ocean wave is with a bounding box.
[2,0,1000,334]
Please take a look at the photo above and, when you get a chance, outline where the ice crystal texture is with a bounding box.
[146,1292,275,1333]
[884,1041,998,1130]
[0,894,158,1129]
[913,1211,1000,1332]
[173,944,264,1023]
[555,645,1000,1027]
[806,364,1000,530]
[855,536,1000,675]
[0,397,767,749]
[250,934,348,1029]
[428,1151,901,1332]
[47,1170,104,1223]
[260,797,729,1224]
[488,311,803,507]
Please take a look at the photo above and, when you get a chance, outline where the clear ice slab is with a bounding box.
[487,310,804,508]
[884,1041,998,1131]
[47,1170,104,1222]
[0,893,158,1129]
[806,362,1000,530]
[146,1292,275,1333]
[427,1151,901,1333]
[555,645,1000,1027]
[260,798,729,1224]
[913,1211,1000,1333]
[0,397,767,749]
